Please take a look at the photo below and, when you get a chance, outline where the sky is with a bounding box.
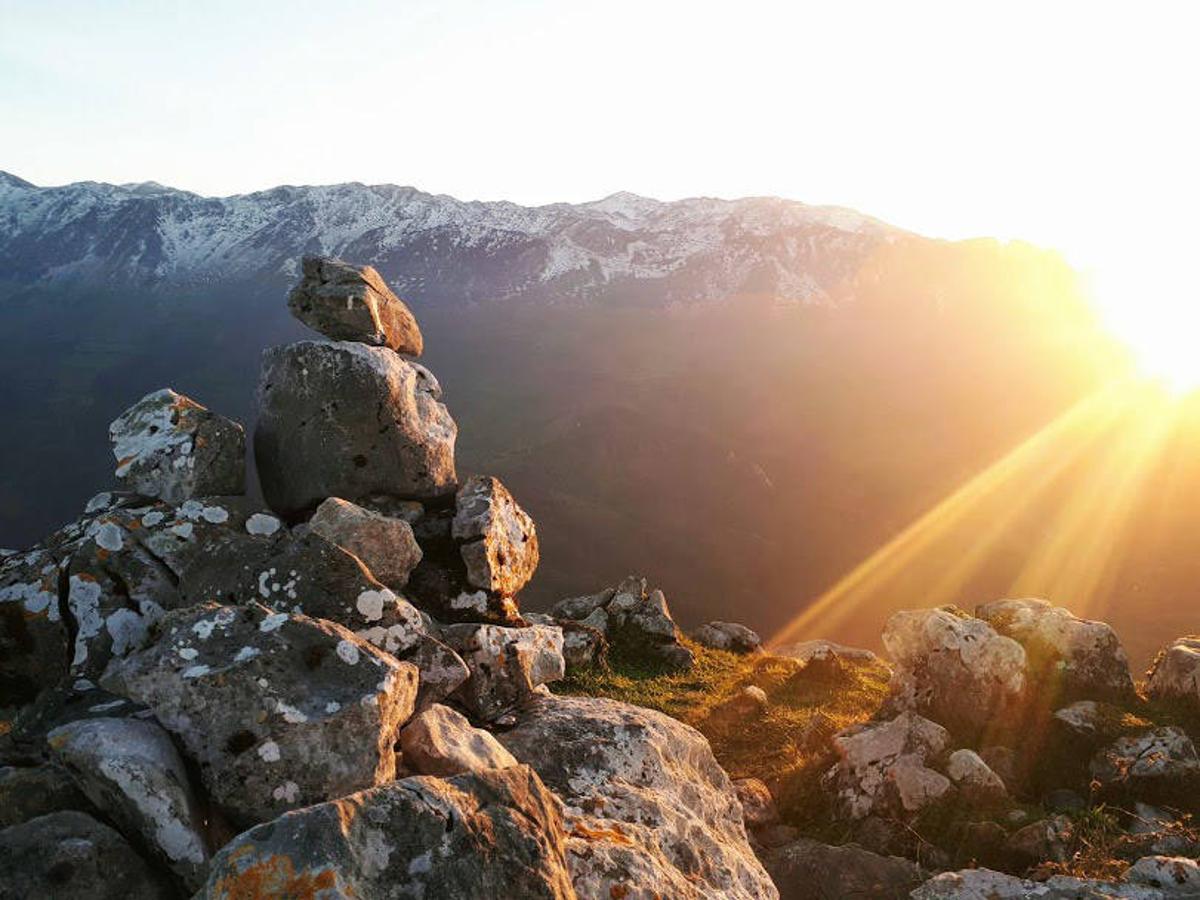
[1,1,1197,288]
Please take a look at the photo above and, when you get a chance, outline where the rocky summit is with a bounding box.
[4,258,1200,899]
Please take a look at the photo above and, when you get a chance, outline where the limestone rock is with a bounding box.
[825,712,952,820]
[0,763,92,828]
[0,548,69,707]
[443,623,564,721]
[109,388,245,504]
[945,749,1007,804]
[198,766,574,899]
[1090,727,1200,805]
[692,620,763,653]
[288,256,424,355]
[977,597,1134,703]
[762,837,923,900]
[255,340,457,516]
[100,602,418,826]
[715,684,770,721]
[2,681,147,765]
[913,862,1200,899]
[499,693,778,900]
[452,475,539,596]
[308,496,423,589]
[549,586,614,620]
[398,704,518,776]
[1126,856,1200,892]
[1146,637,1200,707]
[402,632,471,710]
[882,607,1026,739]
[733,777,779,828]
[0,810,172,900]
[559,620,608,671]
[47,716,209,888]
[1006,814,1074,867]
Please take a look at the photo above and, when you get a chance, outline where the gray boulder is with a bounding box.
[443,623,564,721]
[109,388,245,503]
[255,340,457,517]
[977,597,1135,703]
[945,749,1007,805]
[762,837,923,900]
[499,693,778,899]
[198,766,574,899]
[101,602,418,826]
[0,763,92,828]
[47,716,209,888]
[0,548,69,707]
[398,704,518,776]
[452,475,539,596]
[308,496,423,589]
[288,256,424,355]
[692,621,762,653]
[1090,727,1200,805]
[0,810,172,900]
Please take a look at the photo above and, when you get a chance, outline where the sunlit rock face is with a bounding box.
[198,767,575,900]
[109,389,245,504]
[452,475,539,596]
[307,496,423,590]
[254,340,457,517]
[397,703,517,777]
[1146,636,1200,707]
[288,256,424,355]
[976,598,1135,704]
[101,602,418,827]
[499,693,779,900]
[441,622,565,722]
[1090,727,1200,807]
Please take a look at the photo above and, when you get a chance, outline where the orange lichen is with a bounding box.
[571,821,634,845]
[211,850,347,900]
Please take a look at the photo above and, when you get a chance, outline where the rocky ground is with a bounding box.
[2,258,1199,898]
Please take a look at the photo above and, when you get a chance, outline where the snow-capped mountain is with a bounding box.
[0,171,901,305]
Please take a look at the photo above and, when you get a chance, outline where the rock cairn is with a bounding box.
[0,257,776,899]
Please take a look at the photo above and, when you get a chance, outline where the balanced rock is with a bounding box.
[500,693,778,899]
[398,703,518,776]
[825,712,952,820]
[109,388,245,504]
[308,496,423,589]
[977,598,1134,703]
[101,602,418,826]
[199,767,574,900]
[1146,636,1200,707]
[0,548,69,707]
[288,256,424,354]
[452,475,539,596]
[0,810,172,900]
[255,340,457,517]
[443,623,565,721]
[883,607,1026,739]
[692,620,763,654]
[47,716,209,888]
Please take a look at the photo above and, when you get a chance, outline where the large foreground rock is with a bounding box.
[762,837,923,900]
[883,607,1026,739]
[452,475,539,596]
[101,602,418,826]
[199,766,574,899]
[499,693,778,899]
[977,597,1134,703]
[0,810,172,900]
[109,388,245,503]
[288,256,424,354]
[47,717,209,889]
[255,340,457,516]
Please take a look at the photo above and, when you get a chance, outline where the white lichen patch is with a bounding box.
[68,575,105,666]
[177,647,199,660]
[234,646,260,663]
[355,589,388,622]
[275,700,308,724]
[259,612,288,633]
[258,740,281,762]
[193,618,217,640]
[85,492,114,513]
[245,513,281,536]
[106,608,149,657]
[95,522,124,552]
[336,639,361,665]
[450,590,489,614]
[201,505,229,524]
[171,522,194,540]
[325,701,341,714]
[141,510,166,527]
[182,665,211,679]
[272,781,300,803]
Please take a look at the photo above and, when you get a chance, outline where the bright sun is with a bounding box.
[1084,259,1200,392]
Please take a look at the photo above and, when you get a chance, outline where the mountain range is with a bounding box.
[0,170,899,305]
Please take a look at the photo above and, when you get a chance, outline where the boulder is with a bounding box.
[607,577,695,671]
[1146,637,1200,707]
[0,548,69,707]
[109,388,245,503]
[452,475,539,596]
[559,620,608,671]
[1005,814,1074,867]
[733,777,779,828]
[0,763,92,828]
[254,340,457,516]
[913,860,1200,898]
[717,684,770,721]
[882,607,1026,740]
[824,712,952,820]
[977,598,1134,703]
[691,620,762,653]
[762,837,923,900]
[198,766,574,899]
[1126,856,1200,892]
[287,256,424,355]
[772,639,882,666]
[0,810,172,900]
[945,749,1007,805]
[47,716,209,888]
[442,623,565,721]
[499,693,778,899]
[401,632,471,710]
[398,704,518,776]
[101,602,418,826]
[1090,727,1200,805]
[307,496,423,589]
